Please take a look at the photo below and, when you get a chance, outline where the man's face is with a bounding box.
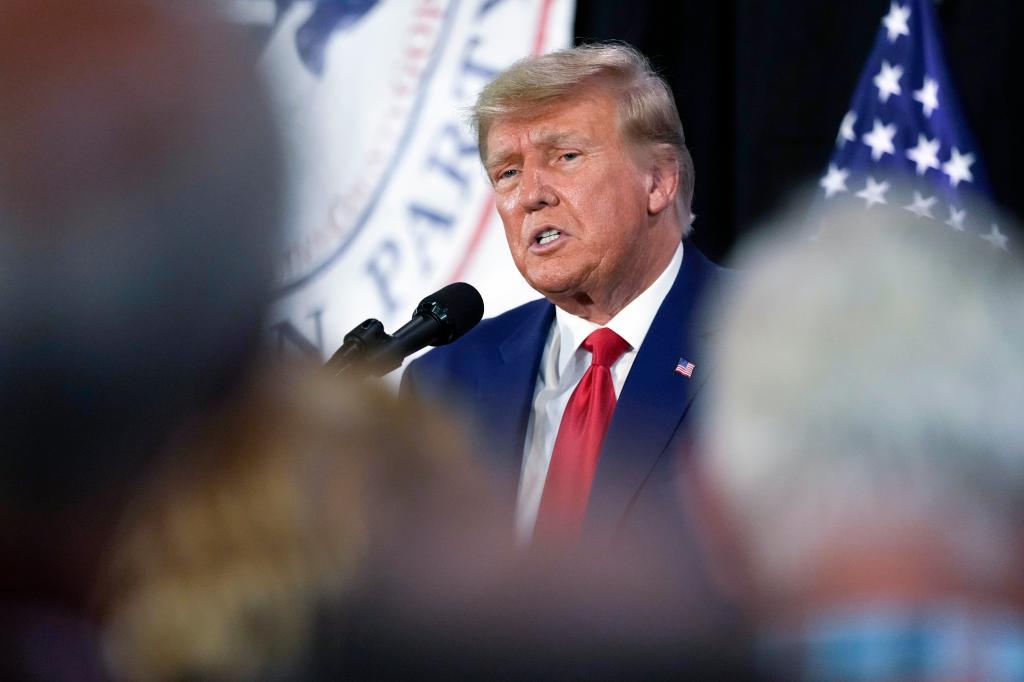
[484,89,676,319]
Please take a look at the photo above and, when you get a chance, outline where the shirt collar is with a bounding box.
[554,242,684,375]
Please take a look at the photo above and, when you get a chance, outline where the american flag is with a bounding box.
[819,0,1009,252]
[675,357,695,378]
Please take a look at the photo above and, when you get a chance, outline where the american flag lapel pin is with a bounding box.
[674,356,695,378]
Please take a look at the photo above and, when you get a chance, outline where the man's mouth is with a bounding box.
[536,228,561,245]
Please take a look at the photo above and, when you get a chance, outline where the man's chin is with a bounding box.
[522,263,583,294]
[527,278,577,302]
[531,283,597,312]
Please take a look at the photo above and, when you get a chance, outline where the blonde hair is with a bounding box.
[473,42,694,231]
[101,370,486,681]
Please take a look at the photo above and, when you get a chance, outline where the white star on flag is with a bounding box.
[905,134,941,175]
[820,0,1001,251]
[837,111,857,148]
[856,176,891,208]
[873,60,904,102]
[913,77,940,117]
[882,1,911,43]
[945,205,967,231]
[942,147,975,188]
[981,223,1009,251]
[903,191,937,218]
[820,164,850,198]
[863,118,898,161]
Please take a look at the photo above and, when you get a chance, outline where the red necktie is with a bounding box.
[535,327,630,540]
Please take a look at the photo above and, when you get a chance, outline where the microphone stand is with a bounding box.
[323,318,390,378]
[323,282,482,379]
[324,307,447,379]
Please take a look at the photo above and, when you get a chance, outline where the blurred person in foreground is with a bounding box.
[0,0,280,677]
[100,372,499,681]
[402,43,728,589]
[103,370,759,682]
[691,201,1024,681]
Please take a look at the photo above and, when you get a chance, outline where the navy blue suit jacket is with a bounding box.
[402,242,728,551]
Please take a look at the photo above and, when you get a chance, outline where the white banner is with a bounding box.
[244,0,574,370]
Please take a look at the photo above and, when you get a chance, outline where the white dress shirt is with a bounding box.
[514,243,684,542]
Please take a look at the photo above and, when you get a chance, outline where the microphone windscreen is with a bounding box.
[416,282,484,345]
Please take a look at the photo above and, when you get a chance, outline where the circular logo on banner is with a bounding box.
[259,0,458,296]
[241,0,567,363]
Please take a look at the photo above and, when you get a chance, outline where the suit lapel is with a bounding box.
[478,302,555,485]
[586,244,721,535]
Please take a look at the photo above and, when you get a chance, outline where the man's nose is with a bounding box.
[518,167,558,212]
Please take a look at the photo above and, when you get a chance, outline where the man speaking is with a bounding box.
[403,43,726,554]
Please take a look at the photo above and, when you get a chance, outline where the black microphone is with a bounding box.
[325,282,484,378]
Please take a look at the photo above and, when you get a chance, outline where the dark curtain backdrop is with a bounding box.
[574,0,1023,262]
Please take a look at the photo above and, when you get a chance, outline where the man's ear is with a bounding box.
[646,146,679,216]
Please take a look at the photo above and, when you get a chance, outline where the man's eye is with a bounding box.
[561,152,580,161]
[497,168,518,181]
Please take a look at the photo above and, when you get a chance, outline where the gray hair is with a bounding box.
[701,202,1024,596]
[472,43,694,233]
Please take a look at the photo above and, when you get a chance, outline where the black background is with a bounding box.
[574,0,1023,262]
